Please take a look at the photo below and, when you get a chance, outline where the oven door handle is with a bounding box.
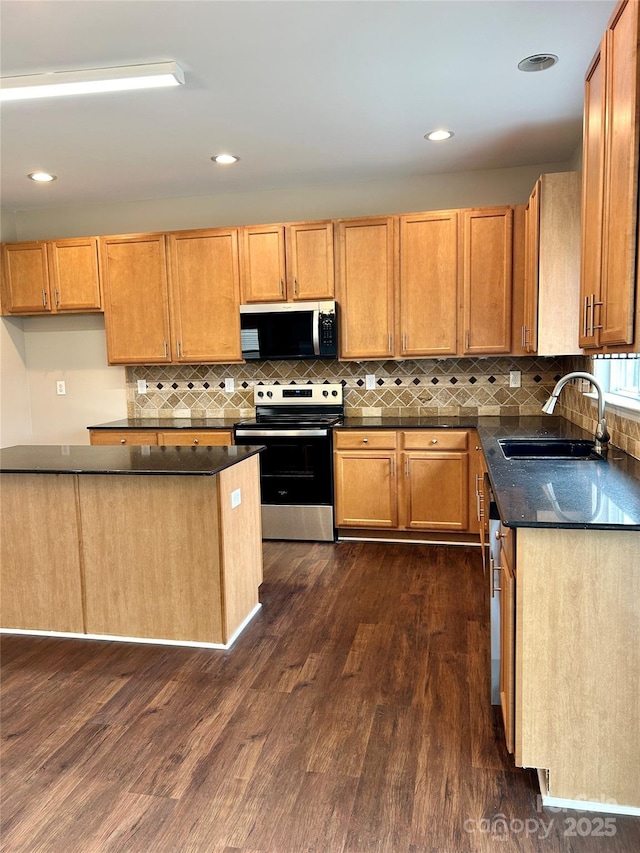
[235,428,330,438]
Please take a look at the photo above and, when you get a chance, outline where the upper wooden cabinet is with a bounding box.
[580,0,640,351]
[335,216,396,360]
[461,207,513,355]
[522,172,582,356]
[240,221,334,303]
[101,234,172,365]
[168,228,242,363]
[398,211,458,357]
[1,238,102,315]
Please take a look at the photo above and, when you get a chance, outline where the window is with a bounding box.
[594,356,640,411]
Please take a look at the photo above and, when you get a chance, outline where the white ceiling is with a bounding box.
[0,0,617,212]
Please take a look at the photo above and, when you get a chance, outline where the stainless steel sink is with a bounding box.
[498,437,604,461]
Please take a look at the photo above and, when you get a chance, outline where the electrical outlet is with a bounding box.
[224,377,235,393]
[509,370,521,388]
[56,380,66,396]
[231,488,242,508]
[137,379,148,394]
[365,374,376,390]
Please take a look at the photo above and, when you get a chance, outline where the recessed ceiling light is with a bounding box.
[0,61,184,101]
[518,54,558,72]
[27,172,57,182]
[425,130,454,142]
[211,154,239,165]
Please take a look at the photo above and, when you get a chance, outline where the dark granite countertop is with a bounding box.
[477,417,640,530]
[0,444,264,476]
[340,416,480,429]
[87,417,240,430]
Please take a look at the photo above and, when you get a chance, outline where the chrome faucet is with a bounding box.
[542,371,610,451]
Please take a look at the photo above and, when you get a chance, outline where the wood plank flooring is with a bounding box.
[2,541,639,852]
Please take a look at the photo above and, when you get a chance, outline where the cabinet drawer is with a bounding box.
[334,430,397,450]
[158,430,233,447]
[402,430,468,451]
[89,430,158,446]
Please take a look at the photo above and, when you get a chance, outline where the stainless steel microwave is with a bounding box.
[240,300,338,360]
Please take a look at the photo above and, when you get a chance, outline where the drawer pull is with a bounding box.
[193,438,199,444]
[495,530,507,540]
[362,438,368,444]
[431,438,438,444]
[120,438,126,444]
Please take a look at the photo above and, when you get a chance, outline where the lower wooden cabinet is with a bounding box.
[334,429,471,532]
[89,429,233,446]
[498,524,516,754]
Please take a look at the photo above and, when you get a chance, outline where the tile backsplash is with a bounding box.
[128,356,564,419]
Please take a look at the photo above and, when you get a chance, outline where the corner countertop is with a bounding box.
[0,444,264,476]
[477,416,640,530]
[87,417,240,430]
[339,416,480,429]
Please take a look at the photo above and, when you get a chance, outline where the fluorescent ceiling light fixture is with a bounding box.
[0,61,184,102]
[212,154,239,164]
[425,130,454,141]
[27,172,57,182]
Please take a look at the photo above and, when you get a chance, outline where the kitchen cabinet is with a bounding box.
[470,434,488,559]
[1,237,102,315]
[240,221,334,303]
[89,429,233,446]
[461,207,513,355]
[334,429,470,533]
[522,172,582,355]
[580,0,640,351]
[168,228,242,363]
[334,431,398,527]
[101,233,172,365]
[335,217,397,360]
[398,210,458,356]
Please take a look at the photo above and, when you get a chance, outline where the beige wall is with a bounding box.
[12,161,568,240]
[2,160,572,444]
[18,315,126,445]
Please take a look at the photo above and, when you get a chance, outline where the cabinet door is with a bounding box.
[241,225,286,302]
[101,235,172,365]
[336,217,396,359]
[1,242,51,313]
[286,221,334,300]
[600,0,639,346]
[500,549,516,754]
[402,451,468,530]
[461,207,513,354]
[522,181,540,353]
[399,211,458,356]
[168,229,242,363]
[334,450,397,527]
[48,237,102,312]
[580,44,606,348]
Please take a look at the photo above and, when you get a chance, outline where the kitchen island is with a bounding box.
[0,444,264,648]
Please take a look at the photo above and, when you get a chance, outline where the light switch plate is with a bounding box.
[509,371,521,388]
[231,488,241,508]
[365,374,376,390]
[137,379,148,394]
[224,377,235,393]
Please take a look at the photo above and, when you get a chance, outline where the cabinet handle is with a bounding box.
[388,334,393,353]
[42,289,48,308]
[163,341,168,358]
[54,289,60,308]
[583,295,591,338]
[490,553,502,597]
[193,438,199,444]
[405,457,410,477]
[521,325,530,348]
[592,296,603,331]
[431,438,438,444]
[390,457,395,477]
[465,330,470,350]
[402,332,407,352]
[120,438,126,444]
[177,340,182,358]
[279,279,284,296]
[293,277,298,295]
[362,438,368,443]
[495,529,507,540]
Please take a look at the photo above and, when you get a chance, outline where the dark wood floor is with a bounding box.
[1,541,638,852]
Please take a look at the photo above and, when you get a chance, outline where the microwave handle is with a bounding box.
[313,309,320,356]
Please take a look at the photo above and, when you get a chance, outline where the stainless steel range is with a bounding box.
[233,383,344,542]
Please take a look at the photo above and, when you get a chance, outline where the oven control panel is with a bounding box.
[253,383,343,405]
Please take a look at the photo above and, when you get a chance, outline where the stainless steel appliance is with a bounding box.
[486,473,501,706]
[240,300,338,360]
[233,383,344,541]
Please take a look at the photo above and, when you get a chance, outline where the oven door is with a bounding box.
[233,427,335,541]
